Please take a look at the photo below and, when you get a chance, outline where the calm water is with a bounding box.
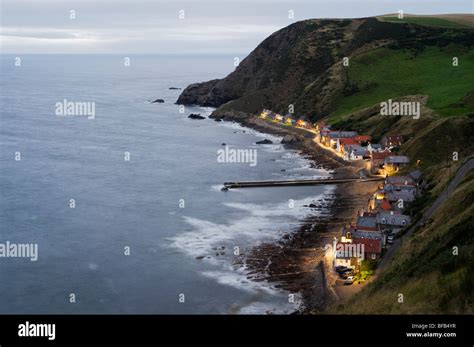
[0,54,334,314]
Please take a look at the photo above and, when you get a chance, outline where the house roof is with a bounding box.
[339,138,359,146]
[362,211,378,217]
[351,230,383,240]
[409,170,422,180]
[354,135,372,142]
[356,216,377,229]
[380,198,392,211]
[328,131,358,138]
[386,190,416,202]
[372,151,393,160]
[385,176,415,185]
[341,226,356,237]
[355,225,379,232]
[369,143,382,149]
[352,148,369,156]
[384,156,410,164]
[376,212,411,226]
[352,238,382,254]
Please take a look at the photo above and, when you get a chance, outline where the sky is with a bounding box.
[0,0,472,54]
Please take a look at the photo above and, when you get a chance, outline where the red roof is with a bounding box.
[352,238,382,254]
[355,225,378,232]
[380,198,392,211]
[362,212,378,217]
[354,135,371,143]
[339,138,358,146]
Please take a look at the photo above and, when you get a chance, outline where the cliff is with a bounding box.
[176,17,472,120]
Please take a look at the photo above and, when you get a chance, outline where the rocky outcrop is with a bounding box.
[208,109,249,121]
[188,113,206,120]
[256,139,273,144]
[176,17,460,121]
[176,79,228,106]
[281,134,302,145]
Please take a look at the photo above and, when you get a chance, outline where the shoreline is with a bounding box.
[217,112,380,312]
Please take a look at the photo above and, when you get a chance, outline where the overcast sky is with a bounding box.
[1,0,472,54]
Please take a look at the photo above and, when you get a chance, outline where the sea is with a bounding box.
[0,54,334,314]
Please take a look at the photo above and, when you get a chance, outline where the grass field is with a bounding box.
[330,46,474,121]
[380,16,470,29]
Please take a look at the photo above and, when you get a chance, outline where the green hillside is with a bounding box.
[330,45,474,121]
[380,16,469,29]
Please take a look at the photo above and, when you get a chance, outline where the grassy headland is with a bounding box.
[330,46,474,120]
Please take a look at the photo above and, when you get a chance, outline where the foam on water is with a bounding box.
[168,188,334,313]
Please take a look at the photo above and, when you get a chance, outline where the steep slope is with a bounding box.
[176,17,474,120]
[320,97,474,313]
[332,168,474,314]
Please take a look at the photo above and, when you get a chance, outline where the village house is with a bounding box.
[376,211,411,233]
[351,229,386,246]
[318,129,329,144]
[353,135,372,145]
[334,250,358,269]
[384,155,410,174]
[409,169,423,183]
[378,198,393,211]
[347,145,369,161]
[385,175,415,187]
[342,220,386,245]
[259,109,271,119]
[274,113,283,122]
[334,237,382,269]
[353,238,382,260]
[367,143,384,153]
[336,138,358,155]
[314,120,329,133]
[283,115,295,125]
[296,118,312,129]
[356,213,378,231]
[322,130,358,147]
[368,190,392,212]
[386,190,416,204]
[384,175,418,196]
[381,135,404,149]
[370,151,393,174]
[315,122,331,141]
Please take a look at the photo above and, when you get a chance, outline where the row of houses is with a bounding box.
[260,110,313,129]
[260,109,411,176]
[257,109,420,275]
[315,121,409,175]
[333,170,422,272]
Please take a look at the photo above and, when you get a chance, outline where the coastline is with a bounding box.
[214,111,380,312]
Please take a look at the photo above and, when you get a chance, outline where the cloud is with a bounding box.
[0,0,471,54]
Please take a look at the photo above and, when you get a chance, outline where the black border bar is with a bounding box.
[0,314,473,345]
